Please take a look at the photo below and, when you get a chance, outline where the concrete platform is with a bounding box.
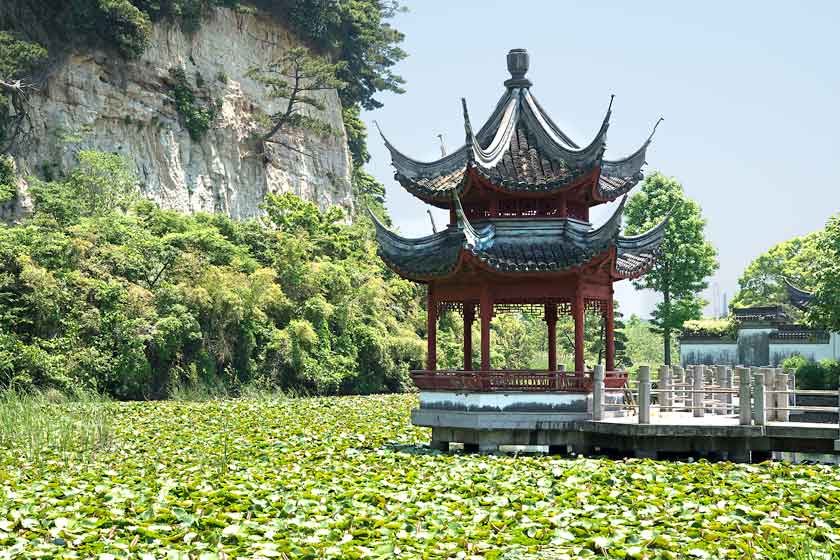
[415,408,840,462]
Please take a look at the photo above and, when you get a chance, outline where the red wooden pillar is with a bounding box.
[480,288,493,370]
[427,286,437,371]
[573,290,585,376]
[605,294,615,372]
[545,303,558,371]
[463,303,475,371]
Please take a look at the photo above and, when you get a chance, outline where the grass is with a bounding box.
[0,388,113,465]
[0,393,838,558]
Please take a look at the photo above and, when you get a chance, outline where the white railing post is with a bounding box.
[592,364,605,421]
[737,367,751,425]
[775,371,789,423]
[715,365,726,414]
[673,365,685,409]
[723,367,733,414]
[836,387,840,452]
[693,364,704,417]
[763,367,776,422]
[659,365,671,413]
[638,366,651,425]
[752,370,766,426]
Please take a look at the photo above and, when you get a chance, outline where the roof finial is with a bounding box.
[504,48,532,89]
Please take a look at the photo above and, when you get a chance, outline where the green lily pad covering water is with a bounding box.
[1,394,839,559]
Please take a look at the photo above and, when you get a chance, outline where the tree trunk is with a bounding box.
[663,289,672,366]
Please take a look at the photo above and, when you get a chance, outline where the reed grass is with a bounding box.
[0,387,114,464]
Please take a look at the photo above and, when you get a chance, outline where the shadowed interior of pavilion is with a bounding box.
[371,48,669,394]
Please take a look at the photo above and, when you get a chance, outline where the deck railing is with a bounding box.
[410,369,628,392]
[593,364,840,427]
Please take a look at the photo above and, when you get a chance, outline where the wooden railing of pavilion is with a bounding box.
[410,370,628,392]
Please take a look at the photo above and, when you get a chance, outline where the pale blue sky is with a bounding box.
[361,1,840,318]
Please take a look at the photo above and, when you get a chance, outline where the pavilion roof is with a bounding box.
[785,278,814,311]
[369,196,669,282]
[377,49,661,206]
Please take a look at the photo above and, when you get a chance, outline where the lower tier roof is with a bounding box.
[370,197,668,282]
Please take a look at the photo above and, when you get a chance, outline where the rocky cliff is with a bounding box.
[8,7,353,220]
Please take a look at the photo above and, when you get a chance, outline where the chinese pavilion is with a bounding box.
[371,49,669,446]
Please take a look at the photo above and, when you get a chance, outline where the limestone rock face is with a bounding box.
[9,8,353,220]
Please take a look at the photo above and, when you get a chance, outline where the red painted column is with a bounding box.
[605,295,615,372]
[574,290,585,376]
[545,303,558,371]
[463,303,475,371]
[426,286,437,371]
[480,288,493,371]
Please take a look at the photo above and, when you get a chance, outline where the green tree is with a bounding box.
[624,314,674,367]
[247,47,346,154]
[1,151,424,398]
[807,214,840,332]
[731,230,822,312]
[624,172,718,365]
[0,31,47,152]
[30,150,139,223]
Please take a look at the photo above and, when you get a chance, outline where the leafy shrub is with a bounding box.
[168,67,218,140]
[0,154,16,204]
[98,0,153,58]
[0,30,48,79]
[784,356,840,390]
[682,317,736,338]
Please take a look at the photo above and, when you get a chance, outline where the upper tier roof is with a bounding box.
[378,49,661,207]
[369,196,669,282]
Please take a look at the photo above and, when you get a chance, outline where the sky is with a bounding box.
[361,1,840,319]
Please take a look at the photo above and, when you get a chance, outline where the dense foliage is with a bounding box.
[624,172,719,365]
[624,314,676,368]
[731,230,823,314]
[807,214,840,333]
[1,392,839,558]
[681,317,737,339]
[168,67,220,141]
[0,151,426,398]
[782,355,840,391]
[0,154,15,204]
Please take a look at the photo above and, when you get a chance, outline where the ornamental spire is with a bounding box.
[504,48,532,89]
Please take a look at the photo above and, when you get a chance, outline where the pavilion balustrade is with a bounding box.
[417,288,622,392]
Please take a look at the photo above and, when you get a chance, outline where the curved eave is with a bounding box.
[376,120,470,181]
[784,278,814,311]
[376,91,515,183]
[595,118,663,202]
[519,89,610,168]
[463,94,520,170]
[613,210,670,279]
[397,164,599,207]
[394,168,469,208]
[368,208,466,279]
[585,196,626,247]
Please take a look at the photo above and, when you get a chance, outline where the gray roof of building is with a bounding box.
[377,51,661,204]
[785,278,814,311]
[370,196,669,281]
